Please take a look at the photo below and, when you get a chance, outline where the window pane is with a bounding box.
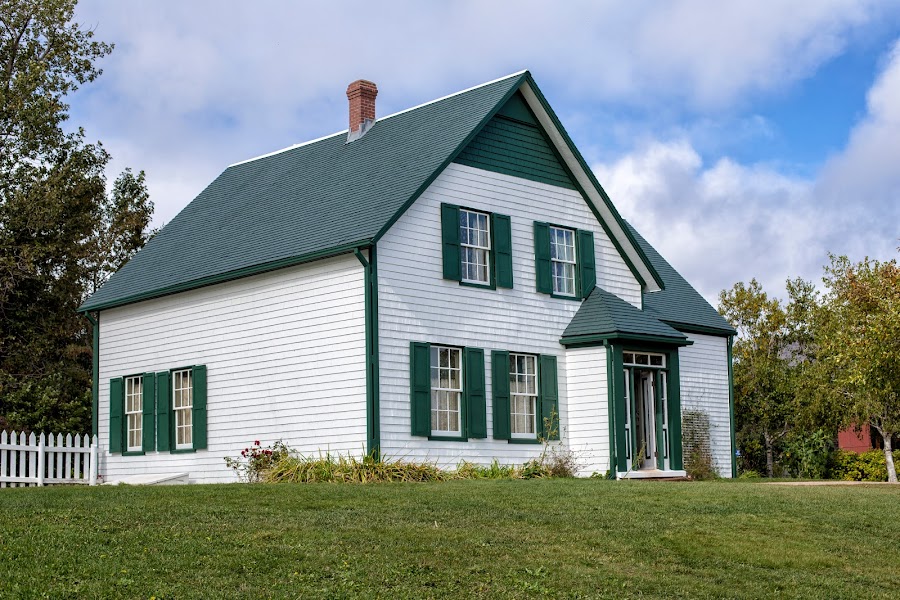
[650,355,663,366]
[636,354,649,365]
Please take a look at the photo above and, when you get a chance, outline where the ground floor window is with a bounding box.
[431,346,462,436]
[173,369,193,449]
[509,353,538,438]
[125,375,142,451]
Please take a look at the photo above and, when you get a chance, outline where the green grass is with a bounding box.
[1,480,898,599]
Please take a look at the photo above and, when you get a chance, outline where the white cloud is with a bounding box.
[594,38,900,305]
[69,0,890,223]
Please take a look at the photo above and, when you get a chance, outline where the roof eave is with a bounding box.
[78,239,373,313]
[560,332,693,348]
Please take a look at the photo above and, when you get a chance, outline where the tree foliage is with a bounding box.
[812,254,900,482]
[720,279,797,476]
[0,0,154,433]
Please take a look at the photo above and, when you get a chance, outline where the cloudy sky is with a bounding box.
[70,0,900,305]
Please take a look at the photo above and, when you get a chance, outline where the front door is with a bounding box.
[633,370,657,470]
[616,348,682,475]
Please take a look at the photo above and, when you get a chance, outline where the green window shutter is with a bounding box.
[441,203,461,281]
[192,365,208,450]
[156,371,171,452]
[465,347,487,438]
[577,229,596,299]
[409,342,432,437]
[109,377,124,453]
[539,355,560,440]
[533,222,551,294]
[141,373,156,452]
[491,350,511,440]
[492,213,514,289]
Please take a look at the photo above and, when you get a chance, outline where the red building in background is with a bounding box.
[838,425,876,453]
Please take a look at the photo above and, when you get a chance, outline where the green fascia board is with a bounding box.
[80,241,369,312]
[519,73,665,292]
[561,332,693,348]
[663,320,737,337]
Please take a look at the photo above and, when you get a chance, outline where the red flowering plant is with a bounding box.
[224,440,288,483]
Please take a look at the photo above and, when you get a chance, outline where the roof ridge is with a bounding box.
[226,70,529,169]
[376,70,528,124]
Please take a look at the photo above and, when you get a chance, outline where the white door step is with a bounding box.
[617,469,688,480]
[103,472,190,486]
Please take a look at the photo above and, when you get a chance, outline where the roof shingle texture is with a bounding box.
[627,223,736,335]
[563,286,687,341]
[81,74,524,311]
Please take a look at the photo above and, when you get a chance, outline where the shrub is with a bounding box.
[739,470,761,479]
[828,449,900,482]
[224,440,289,483]
[683,410,718,480]
[235,442,580,484]
[782,429,833,479]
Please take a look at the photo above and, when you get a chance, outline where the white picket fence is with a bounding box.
[0,431,98,488]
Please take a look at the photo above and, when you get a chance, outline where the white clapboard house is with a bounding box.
[80,72,737,483]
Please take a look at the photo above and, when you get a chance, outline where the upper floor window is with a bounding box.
[441,203,513,289]
[534,221,596,300]
[550,226,576,296]
[460,209,491,284]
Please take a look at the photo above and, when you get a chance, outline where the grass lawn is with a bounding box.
[1,479,898,599]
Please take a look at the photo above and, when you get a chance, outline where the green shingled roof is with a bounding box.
[627,223,736,335]
[562,286,688,344]
[81,73,530,311]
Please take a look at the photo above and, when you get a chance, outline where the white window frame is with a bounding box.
[172,369,193,450]
[125,375,142,452]
[623,351,666,368]
[430,346,463,436]
[509,353,538,439]
[550,226,576,296]
[460,209,491,285]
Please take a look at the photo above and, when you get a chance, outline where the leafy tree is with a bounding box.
[719,280,795,476]
[0,0,154,433]
[812,254,900,482]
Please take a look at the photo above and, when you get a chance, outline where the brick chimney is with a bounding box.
[346,79,378,141]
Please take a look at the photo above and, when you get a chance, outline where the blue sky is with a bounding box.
[70,0,900,304]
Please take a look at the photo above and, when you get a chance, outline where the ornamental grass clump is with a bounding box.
[227,441,581,484]
[263,451,449,484]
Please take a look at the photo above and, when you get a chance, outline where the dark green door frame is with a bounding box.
[610,343,684,474]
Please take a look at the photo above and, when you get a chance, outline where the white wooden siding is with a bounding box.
[98,254,367,483]
[679,333,733,478]
[565,347,610,476]
[377,163,635,466]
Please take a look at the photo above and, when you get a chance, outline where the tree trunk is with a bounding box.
[764,431,774,478]
[883,434,897,483]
